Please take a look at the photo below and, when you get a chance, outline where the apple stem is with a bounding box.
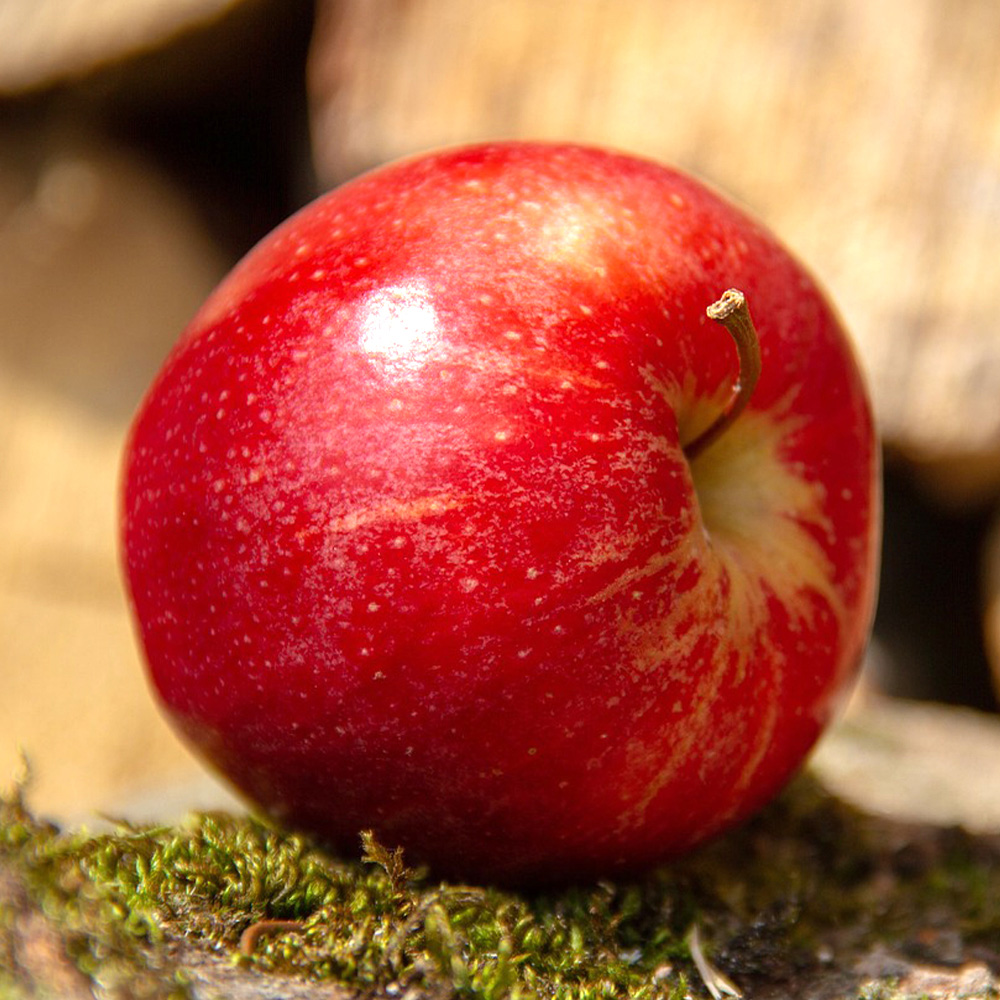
[684,289,762,461]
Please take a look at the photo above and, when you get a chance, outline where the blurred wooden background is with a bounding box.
[2,0,999,823]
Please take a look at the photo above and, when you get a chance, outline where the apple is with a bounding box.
[121,142,880,885]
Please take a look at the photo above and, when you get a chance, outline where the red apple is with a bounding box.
[121,142,879,885]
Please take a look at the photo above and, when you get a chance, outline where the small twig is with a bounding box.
[238,919,306,957]
[687,923,742,1000]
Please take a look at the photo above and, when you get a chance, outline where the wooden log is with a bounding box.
[0,119,229,820]
[811,690,1000,832]
[308,0,1000,505]
[0,0,247,92]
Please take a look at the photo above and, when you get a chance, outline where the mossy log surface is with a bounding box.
[2,771,999,1000]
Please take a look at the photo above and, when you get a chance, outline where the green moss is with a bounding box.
[2,772,999,999]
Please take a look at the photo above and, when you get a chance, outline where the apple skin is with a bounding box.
[121,142,879,885]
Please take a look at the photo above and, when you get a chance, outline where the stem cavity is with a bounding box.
[683,289,762,462]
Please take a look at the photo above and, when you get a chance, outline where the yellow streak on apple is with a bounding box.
[602,389,844,840]
[319,493,471,536]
